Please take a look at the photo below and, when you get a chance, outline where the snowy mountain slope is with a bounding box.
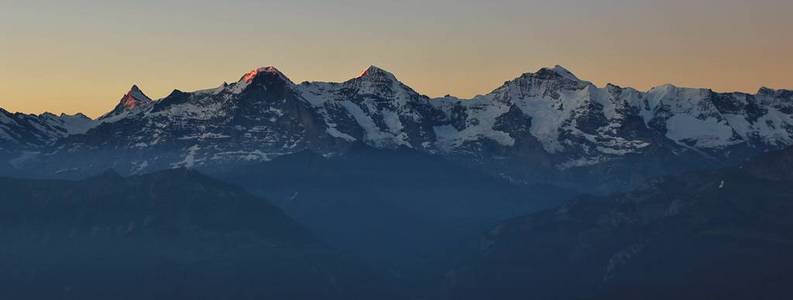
[98,84,153,122]
[42,66,349,175]
[429,67,655,168]
[7,65,793,188]
[298,66,442,149]
[0,108,94,150]
[0,85,154,152]
[430,66,793,170]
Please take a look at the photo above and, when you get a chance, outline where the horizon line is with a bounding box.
[2,64,791,118]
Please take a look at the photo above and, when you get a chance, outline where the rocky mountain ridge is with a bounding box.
[3,65,792,189]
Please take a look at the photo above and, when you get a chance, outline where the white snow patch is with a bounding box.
[173,145,201,168]
[131,160,149,174]
[177,133,231,140]
[433,97,515,150]
[326,127,356,142]
[665,114,736,148]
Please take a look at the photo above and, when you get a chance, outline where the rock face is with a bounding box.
[300,66,442,149]
[0,109,94,151]
[444,146,793,300]
[4,65,793,190]
[428,67,793,190]
[38,66,345,176]
[0,169,397,300]
[98,84,153,121]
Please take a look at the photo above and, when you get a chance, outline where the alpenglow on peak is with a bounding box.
[240,66,294,84]
[358,65,397,79]
[98,84,153,121]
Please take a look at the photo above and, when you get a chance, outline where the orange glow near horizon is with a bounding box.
[1,0,792,118]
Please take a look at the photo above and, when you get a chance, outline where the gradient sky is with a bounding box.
[1,0,792,117]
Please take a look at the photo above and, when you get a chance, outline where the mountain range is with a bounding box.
[2,65,793,299]
[2,65,792,191]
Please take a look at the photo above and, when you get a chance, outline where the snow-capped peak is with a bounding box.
[757,86,793,98]
[116,85,153,111]
[39,112,91,122]
[113,85,152,111]
[346,65,424,101]
[126,85,152,106]
[549,65,580,81]
[99,85,153,121]
[62,112,90,119]
[239,66,294,85]
[533,65,581,81]
[49,113,96,134]
[347,65,408,94]
[357,65,398,81]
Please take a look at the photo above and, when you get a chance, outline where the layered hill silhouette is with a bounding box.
[0,169,396,299]
[446,146,793,300]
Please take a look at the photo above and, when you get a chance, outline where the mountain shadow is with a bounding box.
[446,146,793,300]
[0,169,398,300]
[215,146,575,262]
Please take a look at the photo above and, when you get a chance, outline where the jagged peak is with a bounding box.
[758,86,792,94]
[126,85,151,102]
[494,65,588,94]
[356,65,398,81]
[98,85,153,120]
[353,65,399,83]
[122,84,152,107]
[36,111,90,121]
[239,66,294,85]
[532,65,581,81]
[549,65,580,80]
[757,86,793,99]
[60,112,86,118]
[40,112,58,118]
[59,112,92,121]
